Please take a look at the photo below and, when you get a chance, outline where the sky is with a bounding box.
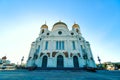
[0,0,120,64]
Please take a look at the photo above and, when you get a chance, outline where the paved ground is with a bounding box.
[0,70,120,80]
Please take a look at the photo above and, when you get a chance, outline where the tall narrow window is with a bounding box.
[59,41,61,50]
[56,41,64,50]
[42,29,44,33]
[38,45,40,53]
[61,41,64,50]
[81,45,83,50]
[56,41,58,50]
[39,45,40,52]
[45,41,48,50]
[72,41,76,50]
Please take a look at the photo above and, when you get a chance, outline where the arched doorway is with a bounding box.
[73,56,79,68]
[42,56,47,68]
[57,55,64,68]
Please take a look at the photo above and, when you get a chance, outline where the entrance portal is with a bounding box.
[73,56,79,68]
[57,55,64,68]
[42,56,47,68]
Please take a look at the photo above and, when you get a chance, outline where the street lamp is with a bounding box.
[21,56,24,66]
[97,56,102,69]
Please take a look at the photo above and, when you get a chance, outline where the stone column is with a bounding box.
[67,39,70,58]
[50,40,53,58]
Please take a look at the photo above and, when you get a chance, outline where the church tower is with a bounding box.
[40,24,48,34]
[72,23,81,34]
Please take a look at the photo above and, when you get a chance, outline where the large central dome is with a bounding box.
[52,21,68,31]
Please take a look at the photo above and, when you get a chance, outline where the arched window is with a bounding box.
[76,29,79,33]
[33,54,38,60]
[42,29,44,33]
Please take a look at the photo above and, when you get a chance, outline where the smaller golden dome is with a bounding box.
[41,24,48,29]
[72,23,79,28]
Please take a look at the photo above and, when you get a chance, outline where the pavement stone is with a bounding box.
[0,70,120,80]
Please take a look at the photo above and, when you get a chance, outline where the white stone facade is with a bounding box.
[26,21,96,68]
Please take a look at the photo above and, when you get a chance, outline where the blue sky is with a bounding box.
[0,0,120,64]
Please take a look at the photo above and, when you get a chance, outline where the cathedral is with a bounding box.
[26,21,96,69]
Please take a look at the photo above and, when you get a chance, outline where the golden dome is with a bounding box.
[52,21,68,31]
[53,21,67,27]
[41,24,48,29]
[72,23,79,28]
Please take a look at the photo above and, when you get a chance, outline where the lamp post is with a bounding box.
[97,56,102,69]
[21,56,24,67]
